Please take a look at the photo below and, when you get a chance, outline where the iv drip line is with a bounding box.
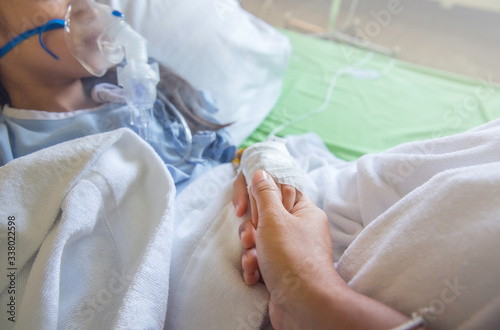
[268,51,396,139]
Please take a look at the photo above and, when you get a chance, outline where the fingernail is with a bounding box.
[235,203,241,216]
[253,170,270,183]
[242,255,248,267]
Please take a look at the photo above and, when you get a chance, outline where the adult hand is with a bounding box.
[239,170,411,330]
[240,170,338,328]
[239,171,335,287]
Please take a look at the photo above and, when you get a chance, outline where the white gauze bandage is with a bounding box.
[240,138,305,193]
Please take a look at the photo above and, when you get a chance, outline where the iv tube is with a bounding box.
[268,51,396,139]
[157,93,193,166]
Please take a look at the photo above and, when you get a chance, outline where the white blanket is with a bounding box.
[0,129,175,329]
[0,128,268,330]
[284,121,500,329]
[2,118,500,329]
[166,164,270,329]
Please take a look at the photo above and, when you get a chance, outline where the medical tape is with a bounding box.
[240,139,305,193]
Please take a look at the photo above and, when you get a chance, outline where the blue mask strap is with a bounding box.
[0,19,65,60]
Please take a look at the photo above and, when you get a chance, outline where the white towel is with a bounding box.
[0,129,175,329]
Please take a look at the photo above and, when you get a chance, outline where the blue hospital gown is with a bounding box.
[0,90,236,191]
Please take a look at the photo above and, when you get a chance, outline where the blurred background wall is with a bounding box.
[240,0,500,82]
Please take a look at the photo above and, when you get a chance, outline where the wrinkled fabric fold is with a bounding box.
[0,129,175,330]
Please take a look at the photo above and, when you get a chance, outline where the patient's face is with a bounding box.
[0,0,91,80]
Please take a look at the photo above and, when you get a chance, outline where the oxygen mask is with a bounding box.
[0,0,162,142]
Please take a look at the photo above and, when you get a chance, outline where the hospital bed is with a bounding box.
[110,0,500,156]
[2,1,500,329]
[242,29,500,161]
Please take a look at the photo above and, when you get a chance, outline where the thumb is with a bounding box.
[251,170,287,228]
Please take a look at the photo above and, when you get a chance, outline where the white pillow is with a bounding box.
[104,0,292,145]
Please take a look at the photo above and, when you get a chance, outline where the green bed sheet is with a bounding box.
[242,30,500,161]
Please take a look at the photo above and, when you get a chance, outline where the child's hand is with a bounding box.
[233,141,303,218]
[233,172,250,217]
[232,141,303,285]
